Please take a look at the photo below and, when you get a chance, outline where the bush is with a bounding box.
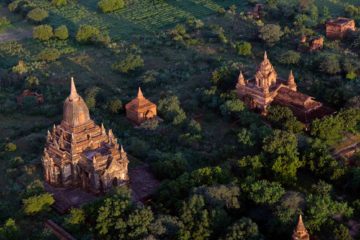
[51,0,67,7]
[0,17,10,29]
[37,48,61,62]
[98,0,125,13]
[27,8,49,23]
[23,193,54,215]
[12,60,27,74]
[4,143,17,152]
[33,25,53,41]
[259,24,283,46]
[235,41,252,56]
[112,54,144,73]
[107,98,122,113]
[279,50,301,65]
[76,25,100,43]
[54,25,69,40]
[26,76,40,87]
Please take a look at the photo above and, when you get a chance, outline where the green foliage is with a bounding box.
[263,130,302,182]
[193,185,240,209]
[187,17,204,29]
[85,87,100,110]
[158,96,186,125]
[12,60,27,74]
[51,0,67,7]
[267,105,304,133]
[98,0,125,13]
[76,25,100,43]
[235,41,252,56]
[26,76,39,87]
[319,54,341,75]
[220,99,245,118]
[178,195,211,240]
[333,224,352,240]
[107,98,122,114]
[112,54,144,74]
[23,193,55,215]
[33,25,53,41]
[223,218,262,240]
[0,17,10,29]
[66,208,85,225]
[345,4,360,20]
[310,115,343,145]
[274,191,305,226]
[152,152,188,180]
[4,143,17,152]
[279,50,301,65]
[243,179,285,205]
[258,24,283,46]
[37,48,61,62]
[54,25,69,40]
[0,218,20,240]
[27,8,49,23]
[234,155,264,179]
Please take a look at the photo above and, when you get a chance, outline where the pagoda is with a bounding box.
[292,215,310,240]
[42,78,129,194]
[326,17,356,39]
[125,87,157,125]
[236,52,331,123]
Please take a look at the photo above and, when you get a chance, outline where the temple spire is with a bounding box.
[237,71,246,87]
[69,77,79,100]
[292,215,310,240]
[137,87,144,99]
[264,51,268,60]
[287,70,297,91]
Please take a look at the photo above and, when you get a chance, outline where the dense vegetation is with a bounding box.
[1,0,360,239]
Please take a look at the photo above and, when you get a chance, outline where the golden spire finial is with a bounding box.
[137,87,144,99]
[69,77,79,100]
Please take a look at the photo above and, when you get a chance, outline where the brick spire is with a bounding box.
[236,71,246,88]
[287,70,297,91]
[137,87,144,99]
[69,77,79,101]
[292,215,310,240]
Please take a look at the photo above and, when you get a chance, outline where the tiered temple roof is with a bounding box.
[125,88,157,125]
[292,215,310,240]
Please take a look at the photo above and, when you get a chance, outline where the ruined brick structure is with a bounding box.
[326,17,356,39]
[236,52,330,123]
[125,87,157,125]
[42,78,128,194]
[292,215,310,240]
[299,35,324,52]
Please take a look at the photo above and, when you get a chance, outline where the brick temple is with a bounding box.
[326,17,356,39]
[42,78,128,194]
[125,87,157,125]
[292,215,310,240]
[236,52,332,123]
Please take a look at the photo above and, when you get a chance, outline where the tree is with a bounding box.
[26,76,40,87]
[263,130,302,181]
[279,50,301,65]
[243,180,285,205]
[76,25,100,43]
[178,195,211,240]
[319,54,341,75]
[66,208,85,225]
[54,25,69,40]
[112,54,144,73]
[333,224,352,240]
[33,25,53,41]
[158,96,187,125]
[235,42,252,56]
[267,105,304,133]
[0,219,20,240]
[193,185,240,209]
[98,0,125,13]
[4,143,16,152]
[27,8,49,23]
[150,215,182,239]
[259,24,283,46]
[23,193,55,215]
[223,218,263,240]
[220,99,245,118]
[37,48,61,62]
[274,191,305,226]
[52,0,67,7]
[107,98,122,113]
[310,115,344,145]
[152,152,188,179]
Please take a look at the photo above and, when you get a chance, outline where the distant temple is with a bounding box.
[236,52,331,123]
[299,35,324,52]
[326,17,356,39]
[125,87,157,125]
[292,215,310,240]
[42,78,128,194]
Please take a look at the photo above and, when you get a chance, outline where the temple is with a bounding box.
[125,87,157,125]
[326,17,356,39]
[292,215,310,240]
[42,78,129,194]
[236,52,331,123]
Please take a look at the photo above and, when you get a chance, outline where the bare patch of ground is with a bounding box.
[0,7,32,42]
[130,165,160,202]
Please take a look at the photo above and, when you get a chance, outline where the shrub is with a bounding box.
[27,8,49,23]
[37,48,61,62]
[0,17,10,29]
[54,25,69,40]
[8,1,19,12]
[51,0,67,7]
[26,76,40,87]
[12,60,27,74]
[23,193,54,215]
[98,0,125,13]
[76,25,100,43]
[235,41,252,56]
[112,54,144,73]
[108,98,122,113]
[5,143,17,152]
[279,50,301,65]
[33,25,53,41]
